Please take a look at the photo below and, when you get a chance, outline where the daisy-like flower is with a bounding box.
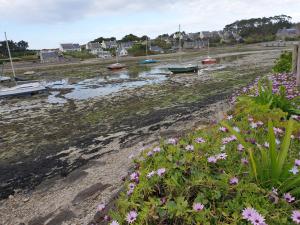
[110,220,120,225]
[193,202,204,211]
[256,121,264,126]
[250,122,258,129]
[130,172,139,182]
[219,127,228,132]
[241,158,249,165]
[97,203,105,211]
[238,144,244,152]
[208,156,217,163]
[147,151,153,157]
[242,207,258,220]
[233,126,240,132]
[284,193,295,203]
[127,189,134,196]
[291,210,300,224]
[227,115,233,120]
[290,166,299,175]
[295,159,300,167]
[185,145,194,151]
[230,177,239,185]
[157,168,166,176]
[264,142,270,148]
[126,211,138,224]
[273,127,283,135]
[216,153,227,160]
[167,138,177,145]
[153,147,161,153]
[195,137,205,143]
[220,145,226,151]
[272,187,278,196]
[147,171,156,178]
[128,183,136,190]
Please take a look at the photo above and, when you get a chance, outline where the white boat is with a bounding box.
[0,83,47,98]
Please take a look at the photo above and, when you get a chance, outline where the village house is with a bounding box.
[39,49,61,63]
[276,27,300,40]
[150,46,164,54]
[117,47,128,57]
[60,43,81,52]
[120,41,134,50]
[97,49,112,59]
[85,42,104,55]
[101,40,118,49]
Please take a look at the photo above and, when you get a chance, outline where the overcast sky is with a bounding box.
[0,0,299,49]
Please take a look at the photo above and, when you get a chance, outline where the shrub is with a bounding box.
[273,51,292,73]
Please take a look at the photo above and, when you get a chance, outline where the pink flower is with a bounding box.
[195,137,205,143]
[273,127,283,135]
[238,144,244,152]
[126,211,138,224]
[193,203,204,211]
[219,126,228,132]
[208,156,217,163]
[157,168,166,176]
[185,145,194,151]
[295,159,300,167]
[242,207,257,220]
[242,207,266,225]
[153,147,161,152]
[97,203,105,211]
[241,158,249,165]
[291,210,300,224]
[229,177,239,185]
[284,193,295,203]
[110,220,120,225]
[216,153,227,160]
[167,138,177,145]
[130,172,139,182]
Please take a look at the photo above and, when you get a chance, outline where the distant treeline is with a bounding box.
[0,40,35,59]
[224,15,293,43]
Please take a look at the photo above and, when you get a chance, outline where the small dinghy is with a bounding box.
[168,64,198,74]
[139,59,158,64]
[0,82,47,98]
[107,63,126,70]
[202,57,217,65]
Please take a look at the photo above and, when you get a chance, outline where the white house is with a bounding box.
[60,43,81,52]
[117,47,128,57]
[86,42,101,51]
[101,40,118,49]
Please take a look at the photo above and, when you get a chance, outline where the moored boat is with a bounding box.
[168,64,198,73]
[202,57,217,65]
[107,63,126,70]
[139,59,158,64]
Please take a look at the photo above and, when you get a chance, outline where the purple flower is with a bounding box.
[241,158,249,165]
[290,166,299,175]
[291,210,300,224]
[250,122,258,129]
[167,138,177,145]
[195,137,205,143]
[242,207,266,225]
[153,147,161,153]
[272,187,278,196]
[227,115,233,120]
[238,144,244,152]
[126,211,138,224]
[284,193,295,203]
[130,172,139,182]
[273,127,283,135]
[216,153,227,160]
[147,151,153,157]
[295,159,300,167]
[219,126,228,132]
[97,203,105,211]
[193,202,204,211]
[208,156,217,163]
[185,145,194,151]
[157,168,166,176]
[230,177,239,185]
[110,221,120,225]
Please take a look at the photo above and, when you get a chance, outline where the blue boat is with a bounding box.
[139,59,158,64]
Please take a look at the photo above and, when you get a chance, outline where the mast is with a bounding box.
[179,24,182,63]
[146,37,148,58]
[4,32,16,79]
[208,39,210,58]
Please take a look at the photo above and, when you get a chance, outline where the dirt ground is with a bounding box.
[0,44,290,225]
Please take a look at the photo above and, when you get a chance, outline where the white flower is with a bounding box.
[233,126,240,132]
[290,166,299,175]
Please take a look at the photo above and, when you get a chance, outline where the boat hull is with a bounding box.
[107,63,126,70]
[168,66,198,73]
[202,58,217,65]
[139,59,158,64]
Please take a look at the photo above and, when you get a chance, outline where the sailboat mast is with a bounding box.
[208,39,210,57]
[179,24,182,63]
[4,32,16,79]
[146,37,148,58]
